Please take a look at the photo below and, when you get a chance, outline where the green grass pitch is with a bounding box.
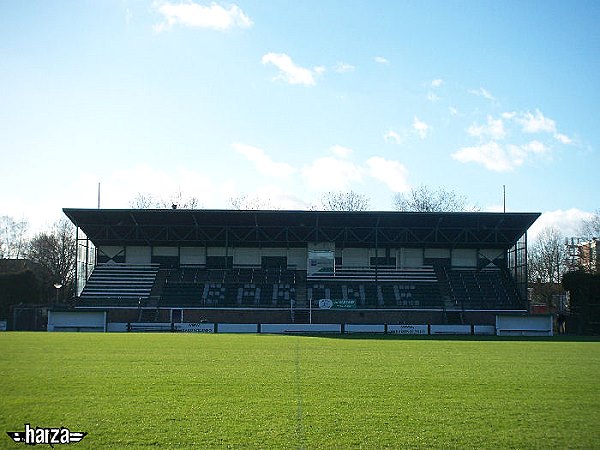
[1,333,600,449]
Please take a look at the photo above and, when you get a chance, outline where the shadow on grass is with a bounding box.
[7,331,599,342]
[285,333,600,342]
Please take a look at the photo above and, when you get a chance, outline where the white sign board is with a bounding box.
[47,311,106,332]
[218,324,259,333]
[496,315,552,336]
[387,324,428,335]
[174,323,215,333]
[430,325,472,335]
[261,324,341,334]
[307,250,334,276]
[345,324,385,333]
[474,325,495,335]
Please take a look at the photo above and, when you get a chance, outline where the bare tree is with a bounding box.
[393,185,477,212]
[129,193,157,208]
[580,209,600,239]
[0,215,29,259]
[130,190,200,209]
[312,191,370,211]
[26,218,76,302]
[528,226,567,306]
[229,194,275,210]
[157,190,200,209]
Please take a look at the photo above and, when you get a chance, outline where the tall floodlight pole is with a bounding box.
[503,185,506,213]
[98,182,101,209]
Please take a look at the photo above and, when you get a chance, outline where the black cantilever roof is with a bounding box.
[63,208,540,249]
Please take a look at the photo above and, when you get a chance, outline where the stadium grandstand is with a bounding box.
[63,209,539,326]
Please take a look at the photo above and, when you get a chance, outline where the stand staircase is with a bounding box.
[291,271,310,323]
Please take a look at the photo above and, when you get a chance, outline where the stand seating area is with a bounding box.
[78,264,159,307]
[160,267,296,308]
[307,282,443,308]
[443,268,522,309]
[76,264,523,310]
[307,267,443,308]
[307,267,438,282]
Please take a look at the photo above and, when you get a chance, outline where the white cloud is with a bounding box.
[458,107,575,173]
[314,66,326,75]
[516,109,556,134]
[154,1,253,32]
[254,186,309,210]
[365,157,409,192]
[374,56,389,64]
[484,204,506,213]
[452,142,518,172]
[449,106,459,116]
[230,185,309,210]
[412,116,430,139]
[554,133,572,145]
[523,140,547,154]
[453,138,557,172]
[505,109,572,144]
[467,115,506,140]
[528,209,594,242]
[302,156,363,191]
[3,194,61,235]
[111,164,185,197]
[233,143,295,178]
[261,53,317,86]
[384,130,403,144]
[334,62,355,73]
[97,163,235,209]
[468,87,495,101]
[509,144,528,167]
[330,145,353,158]
[302,150,410,194]
[426,92,439,102]
[426,79,443,101]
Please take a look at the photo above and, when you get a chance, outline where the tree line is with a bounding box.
[130,185,478,212]
[0,217,76,305]
[528,212,600,307]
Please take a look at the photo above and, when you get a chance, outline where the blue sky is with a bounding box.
[1,0,598,238]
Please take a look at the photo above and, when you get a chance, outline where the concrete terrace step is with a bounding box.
[80,264,160,301]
